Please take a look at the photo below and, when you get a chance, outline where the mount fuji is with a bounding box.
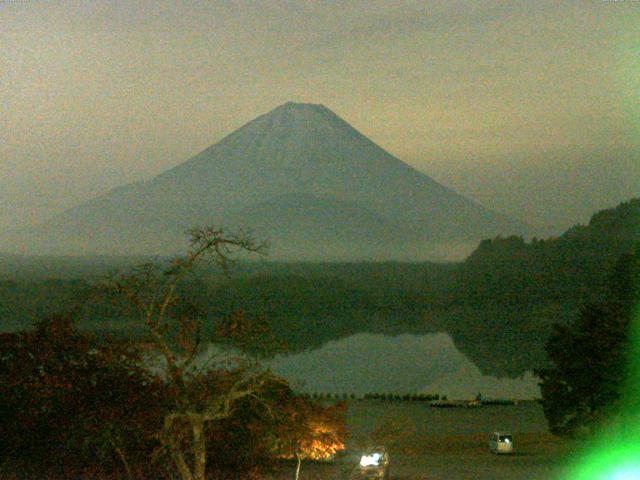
[9,102,529,260]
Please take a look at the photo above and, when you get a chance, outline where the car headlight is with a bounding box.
[360,453,381,467]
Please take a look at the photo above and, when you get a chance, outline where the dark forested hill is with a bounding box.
[444,198,640,375]
[456,198,640,305]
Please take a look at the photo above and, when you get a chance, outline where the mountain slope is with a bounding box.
[8,102,529,259]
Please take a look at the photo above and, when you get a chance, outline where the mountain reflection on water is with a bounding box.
[266,333,540,399]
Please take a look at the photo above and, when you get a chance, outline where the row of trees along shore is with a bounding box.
[303,393,442,401]
[0,228,346,480]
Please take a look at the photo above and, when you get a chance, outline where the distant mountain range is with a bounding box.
[5,102,529,260]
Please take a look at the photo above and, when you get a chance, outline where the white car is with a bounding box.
[356,446,390,479]
[489,432,514,454]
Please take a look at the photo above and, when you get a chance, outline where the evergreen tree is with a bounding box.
[537,250,640,436]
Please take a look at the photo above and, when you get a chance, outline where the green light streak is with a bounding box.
[564,300,640,479]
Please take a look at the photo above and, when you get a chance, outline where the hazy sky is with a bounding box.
[1,0,638,233]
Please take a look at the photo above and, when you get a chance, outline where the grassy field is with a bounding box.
[270,400,581,479]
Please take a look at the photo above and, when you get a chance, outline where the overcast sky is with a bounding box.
[1,0,638,233]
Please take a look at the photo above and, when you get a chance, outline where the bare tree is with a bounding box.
[108,227,279,480]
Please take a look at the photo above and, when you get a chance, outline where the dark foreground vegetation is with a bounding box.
[0,229,347,480]
[537,248,640,437]
[0,315,346,479]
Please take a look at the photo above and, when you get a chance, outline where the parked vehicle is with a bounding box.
[489,432,514,454]
[356,446,390,479]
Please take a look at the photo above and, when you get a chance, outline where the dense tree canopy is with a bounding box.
[537,249,640,436]
[0,314,166,477]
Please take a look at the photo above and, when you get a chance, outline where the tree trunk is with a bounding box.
[192,416,207,480]
[172,448,194,480]
[164,413,194,480]
[295,451,301,480]
[115,447,133,480]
